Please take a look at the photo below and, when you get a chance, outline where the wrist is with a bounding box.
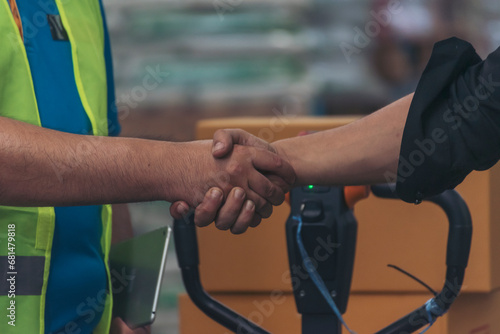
[156,140,213,205]
[273,139,299,187]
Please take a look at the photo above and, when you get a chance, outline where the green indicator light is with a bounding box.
[308,185,314,189]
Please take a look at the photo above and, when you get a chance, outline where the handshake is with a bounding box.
[169,129,297,234]
[167,94,419,232]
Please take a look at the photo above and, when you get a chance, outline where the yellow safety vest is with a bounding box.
[0,1,113,333]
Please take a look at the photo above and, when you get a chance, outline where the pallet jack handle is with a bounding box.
[173,216,270,334]
[173,184,472,334]
[371,184,473,334]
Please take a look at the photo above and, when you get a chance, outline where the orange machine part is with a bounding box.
[344,185,370,209]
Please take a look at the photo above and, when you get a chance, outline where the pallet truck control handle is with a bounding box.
[371,184,472,334]
[174,183,472,334]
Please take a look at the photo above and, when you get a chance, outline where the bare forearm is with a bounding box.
[0,117,193,206]
[274,93,413,186]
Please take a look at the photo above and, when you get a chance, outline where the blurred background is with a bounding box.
[101,0,500,332]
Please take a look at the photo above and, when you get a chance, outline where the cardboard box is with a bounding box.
[195,117,500,293]
[179,290,500,334]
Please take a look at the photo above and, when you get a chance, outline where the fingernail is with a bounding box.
[177,203,189,215]
[235,188,245,199]
[245,200,255,211]
[212,142,224,153]
[210,188,222,199]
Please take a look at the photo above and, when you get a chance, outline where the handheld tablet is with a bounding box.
[109,226,171,329]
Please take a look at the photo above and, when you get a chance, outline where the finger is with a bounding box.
[212,129,273,158]
[249,212,262,228]
[169,201,190,219]
[193,188,224,227]
[247,172,285,206]
[135,325,151,334]
[214,187,246,230]
[266,174,291,193]
[247,195,273,219]
[111,317,133,334]
[251,149,296,185]
[242,187,273,218]
[230,200,256,234]
[258,202,273,219]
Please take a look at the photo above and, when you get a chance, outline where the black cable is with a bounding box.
[387,264,438,296]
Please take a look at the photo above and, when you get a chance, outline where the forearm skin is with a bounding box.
[0,116,193,206]
[274,93,413,186]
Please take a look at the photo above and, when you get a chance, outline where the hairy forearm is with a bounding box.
[274,93,413,186]
[0,116,195,206]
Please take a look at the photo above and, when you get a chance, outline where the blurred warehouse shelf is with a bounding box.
[103,0,310,9]
[103,0,500,116]
[102,0,396,119]
[104,0,311,106]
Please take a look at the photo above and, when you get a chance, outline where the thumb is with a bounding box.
[169,201,191,219]
[212,129,274,158]
[212,129,236,158]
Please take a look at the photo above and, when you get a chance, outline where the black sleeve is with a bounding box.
[396,37,500,203]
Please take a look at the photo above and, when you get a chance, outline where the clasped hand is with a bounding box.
[170,131,293,234]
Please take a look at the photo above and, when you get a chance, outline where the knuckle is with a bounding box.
[192,192,205,207]
[233,128,244,138]
[264,183,277,199]
[227,162,243,176]
[273,154,282,168]
[232,144,245,155]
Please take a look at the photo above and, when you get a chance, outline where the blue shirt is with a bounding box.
[14,1,120,333]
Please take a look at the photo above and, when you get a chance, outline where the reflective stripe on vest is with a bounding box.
[0,2,113,334]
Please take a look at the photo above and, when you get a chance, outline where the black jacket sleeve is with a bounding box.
[396,37,500,203]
